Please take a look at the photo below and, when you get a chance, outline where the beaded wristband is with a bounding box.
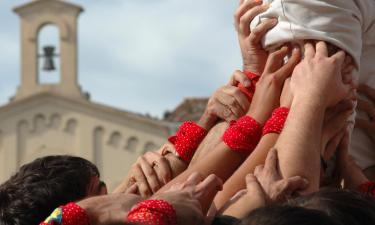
[222,115,262,153]
[358,181,375,197]
[237,70,260,102]
[168,122,207,162]
[262,107,290,135]
[40,202,89,225]
[127,199,177,225]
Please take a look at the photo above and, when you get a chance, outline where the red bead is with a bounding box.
[262,107,289,135]
[127,199,177,225]
[168,122,207,162]
[237,71,260,102]
[222,116,262,153]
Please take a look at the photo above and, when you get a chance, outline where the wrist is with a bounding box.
[292,94,326,110]
[247,108,270,126]
[242,64,263,75]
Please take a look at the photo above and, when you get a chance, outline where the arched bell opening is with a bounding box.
[37,24,60,84]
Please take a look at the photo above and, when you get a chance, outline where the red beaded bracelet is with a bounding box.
[40,202,89,225]
[168,121,207,162]
[262,107,290,136]
[358,181,375,197]
[222,115,262,153]
[237,70,260,102]
[127,199,177,225]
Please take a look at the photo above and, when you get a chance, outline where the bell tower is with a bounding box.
[13,0,86,101]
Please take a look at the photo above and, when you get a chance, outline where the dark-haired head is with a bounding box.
[240,205,339,225]
[288,188,375,225]
[0,155,100,225]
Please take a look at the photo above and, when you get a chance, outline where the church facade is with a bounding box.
[0,0,175,191]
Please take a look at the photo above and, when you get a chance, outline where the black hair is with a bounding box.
[240,205,340,225]
[0,155,99,225]
[288,188,375,225]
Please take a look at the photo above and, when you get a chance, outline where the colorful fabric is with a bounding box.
[222,115,262,153]
[168,122,207,162]
[127,199,177,225]
[262,107,289,135]
[40,202,89,225]
[237,70,260,102]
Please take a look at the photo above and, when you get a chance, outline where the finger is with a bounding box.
[357,99,375,115]
[235,0,264,33]
[254,164,264,177]
[229,70,252,87]
[154,157,173,185]
[274,46,302,82]
[342,65,355,84]
[323,107,353,142]
[184,172,205,187]
[315,41,328,57]
[358,84,375,103]
[277,176,309,196]
[239,4,271,36]
[132,165,152,197]
[304,42,315,59]
[249,18,278,45]
[325,99,354,122]
[216,89,246,118]
[331,50,346,67]
[324,129,345,161]
[264,148,278,174]
[139,156,161,193]
[210,100,238,121]
[195,174,223,200]
[263,46,289,74]
[222,86,251,113]
[125,183,139,194]
[245,173,264,194]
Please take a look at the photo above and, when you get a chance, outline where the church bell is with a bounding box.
[41,45,56,71]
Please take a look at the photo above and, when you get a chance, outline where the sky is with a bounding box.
[0,0,242,118]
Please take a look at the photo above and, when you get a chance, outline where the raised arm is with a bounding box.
[157,45,300,212]
[275,41,351,192]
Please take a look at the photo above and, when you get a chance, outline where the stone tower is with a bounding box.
[13,0,85,101]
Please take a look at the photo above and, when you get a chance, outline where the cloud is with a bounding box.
[0,0,242,118]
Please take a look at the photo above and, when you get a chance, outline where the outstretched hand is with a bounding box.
[155,172,223,225]
[254,148,309,203]
[248,46,301,124]
[236,0,276,74]
[290,41,351,107]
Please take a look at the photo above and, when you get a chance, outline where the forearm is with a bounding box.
[214,134,278,209]
[157,142,248,212]
[189,121,228,166]
[275,97,325,192]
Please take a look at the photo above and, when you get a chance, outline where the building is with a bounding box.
[0,0,175,191]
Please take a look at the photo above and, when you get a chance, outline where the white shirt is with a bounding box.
[249,0,375,168]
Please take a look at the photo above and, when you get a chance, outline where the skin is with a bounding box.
[115,71,253,197]
[275,41,351,193]
[77,173,223,225]
[355,84,375,180]
[157,46,301,213]
[221,149,308,219]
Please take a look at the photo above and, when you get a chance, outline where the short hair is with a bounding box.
[240,205,340,225]
[288,188,375,225]
[0,155,99,225]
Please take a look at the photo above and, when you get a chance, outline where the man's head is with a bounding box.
[240,205,340,225]
[0,155,100,225]
[288,188,375,225]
